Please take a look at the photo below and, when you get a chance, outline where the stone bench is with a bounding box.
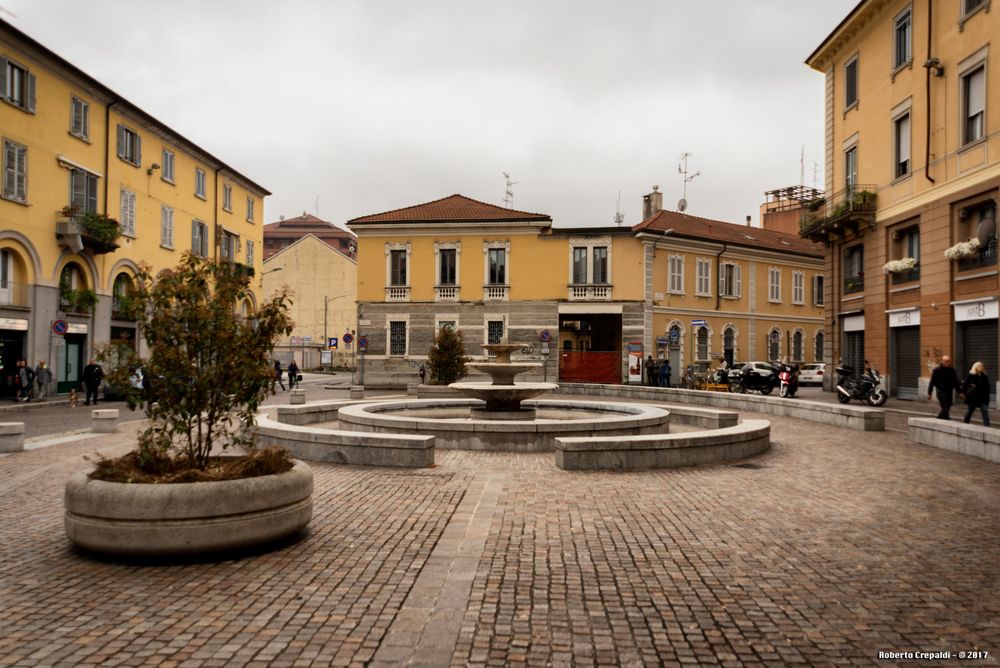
[661,405,738,429]
[350,385,365,399]
[0,422,25,453]
[559,383,884,431]
[92,409,119,433]
[555,419,770,470]
[908,417,999,463]
[289,389,307,405]
[255,414,434,468]
[275,399,356,426]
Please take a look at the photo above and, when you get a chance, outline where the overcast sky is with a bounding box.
[6,0,856,230]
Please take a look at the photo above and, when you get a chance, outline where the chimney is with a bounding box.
[642,185,663,220]
[746,215,752,226]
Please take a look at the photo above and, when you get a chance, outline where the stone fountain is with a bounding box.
[449,341,559,420]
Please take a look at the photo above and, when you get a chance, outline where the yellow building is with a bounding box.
[348,192,824,388]
[262,234,357,369]
[0,19,268,394]
[802,0,998,398]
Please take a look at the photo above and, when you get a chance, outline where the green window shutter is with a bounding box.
[116,125,124,159]
[2,142,14,197]
[86,174,97,213]
[135,133,142,166]
[26,73,36,113]
[0,58,7,102]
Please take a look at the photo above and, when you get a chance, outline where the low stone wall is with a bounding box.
[0,422,25,453]
[555,419,771,470]
[560,383,884,431]
[255,413,434,468]
[275,400,355,426]
[908,417,1000,463]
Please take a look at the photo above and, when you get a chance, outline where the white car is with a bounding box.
[798,363,826,385]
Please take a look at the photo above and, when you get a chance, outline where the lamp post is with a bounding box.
[323,294,347,369]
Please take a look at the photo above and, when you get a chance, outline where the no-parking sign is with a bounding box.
[52,319,68,335]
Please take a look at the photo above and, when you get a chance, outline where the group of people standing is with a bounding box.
[6,359,53,403]
[927,356,992,427]
[643,355,672,388]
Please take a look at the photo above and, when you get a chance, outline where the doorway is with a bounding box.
[58,333,86,394]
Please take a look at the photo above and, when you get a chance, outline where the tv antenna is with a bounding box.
[502,172,518,208]
[677,152,700,212]
[614,191,625,227]
[314,196,320,217]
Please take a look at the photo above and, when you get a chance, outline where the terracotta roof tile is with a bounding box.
[348,194,551,224]
[633,210,823,257]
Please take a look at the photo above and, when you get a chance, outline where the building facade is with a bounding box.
[803,0,998,399]
[263,213,357,260]
[262,235,357,369]
[349,193,823,388]
[1,20,267,395]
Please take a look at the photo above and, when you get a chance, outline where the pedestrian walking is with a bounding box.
[961,361,992,427]
[287,360,299,390]
[273,359,286,393]
[927,355,961,420]
[17,360,33,402]
[34,360,52,400]
[82,358,104,406]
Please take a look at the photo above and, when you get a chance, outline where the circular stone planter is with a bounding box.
[64,460,313,556]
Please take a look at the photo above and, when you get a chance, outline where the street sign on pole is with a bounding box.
[358,336,368,352]
[328,337,338,349]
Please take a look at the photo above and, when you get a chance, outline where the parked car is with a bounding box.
[798,363,826,385]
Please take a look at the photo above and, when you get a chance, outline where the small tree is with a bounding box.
[102,253,292,471]
[427,326,468,384]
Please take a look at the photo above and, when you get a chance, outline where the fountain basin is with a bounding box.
[449,381,559,419]
[463,363,544,387]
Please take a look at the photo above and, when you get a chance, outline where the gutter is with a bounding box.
[715,242,728,310]
[103,98,119,217]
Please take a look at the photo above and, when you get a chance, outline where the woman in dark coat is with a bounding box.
[962,361,992,427]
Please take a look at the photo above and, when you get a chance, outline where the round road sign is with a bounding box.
[52,319,69,335]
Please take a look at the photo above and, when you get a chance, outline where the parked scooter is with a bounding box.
[777,363,799,398]
[729,362,779,395]
[835,365,888,406]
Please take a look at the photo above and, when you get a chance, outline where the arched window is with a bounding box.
[669,324,682,348]
[815,331,825,362]
[792,330,803,362]
[112,273,134,320]
[768,328,780,362]
[723,327,735,366]
[696,326,709,361]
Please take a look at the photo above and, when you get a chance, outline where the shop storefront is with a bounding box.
[888,308,920,400]
[841,313,865,376]
[954,298,998,397]
[0,318,28,400]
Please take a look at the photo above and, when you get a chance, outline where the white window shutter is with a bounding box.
[736,265,742,298]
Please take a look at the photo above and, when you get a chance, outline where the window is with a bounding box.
[221,231,238,262]
[792,271,805,304]
[768,267,781,302]
[156,150,172,183]
[696,326,708,361]
[793,331,804,362]
[223,184,232,211]
[893,8,911,70]
[119,189,136,237]
[439,248,457,285]
[246,240,254,268]
[70,169,98,213]
[813,275,825,306]
[815,331,825,361]
[488,248,506,284]
[2,139,27,203]
[195,168,206,198]
[487,319,505,345]
[191,220,208,257]
[572,247,587,283]
[844,245,864,294]
[845,146,858,192]
[390,249,407,286]
[905,228,920,262]
[893,112,911,178]
[592,246,608,283]
[696,258,711,296]
[160,206,174,248]
[720,262,741,298]
[116,124,141,166]
[668,255,684,293]
[845,56,859,110]
[112,274,134,319]
[70,97,89,140]
[769,329,780,362]
[2,57,35,112]
[962,65,985,145]
[246,197,254,222]
[964,0,987,16]
[389,321,407,356]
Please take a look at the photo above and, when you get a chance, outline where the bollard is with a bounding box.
[350,385,365,399]
[0,422,25,453]
[290,389,306,405]
[92,409,120,434]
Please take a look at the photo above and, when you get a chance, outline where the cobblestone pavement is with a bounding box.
[0,404,998,666]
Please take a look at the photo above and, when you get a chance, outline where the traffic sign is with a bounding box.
[358,336,368,352]
[328,337,338,349]
[691,319,707,326]
[343,333,354,344]
[52,319,68,335]
[540,329,552,343]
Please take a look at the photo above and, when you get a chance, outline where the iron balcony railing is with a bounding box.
[800,185,878,234]
[843,274,864,295]
[0,281,29,307]
[957,237,998,272]
[891,266,921,284]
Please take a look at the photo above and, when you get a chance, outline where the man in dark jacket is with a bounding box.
[82,358,104,406]
[927,356,961,420]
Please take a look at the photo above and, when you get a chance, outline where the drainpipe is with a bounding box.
[924,0,936,184]
[103,99,120,216]
[715,242,727,310]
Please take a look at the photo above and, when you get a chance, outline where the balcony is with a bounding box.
[0,281,29,308]
[890,266,920,284]
[957,237,998,272]
[483,285,509,302]
[568,284,612,301]
[435,285,459,302]
[800,186,877,243]
[843,274,864,295]
[56,209,121,255]
[385,286,410,302]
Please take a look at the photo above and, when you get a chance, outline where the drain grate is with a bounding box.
[731,463,769,470]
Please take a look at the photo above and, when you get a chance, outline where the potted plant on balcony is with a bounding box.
[59,282,98,314]
[63,253,310,558]
[59,206,122,253]
[882,257,917,274]
[944,238,981,260]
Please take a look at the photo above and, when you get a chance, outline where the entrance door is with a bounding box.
[668,346,681,388]
[58,334,85,393]
[0,330,25,399]
[844,331,865,377]
[959,320,998,396]
[891,326,920,399]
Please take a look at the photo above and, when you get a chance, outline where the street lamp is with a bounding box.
[263,266,284,275]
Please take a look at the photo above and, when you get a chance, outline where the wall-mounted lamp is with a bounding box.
[147,162,161,175]
[263,266,284,275]
[923,57,944,76]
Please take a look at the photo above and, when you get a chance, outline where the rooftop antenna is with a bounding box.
[314,196,320,218]
[502,172,518,208]
[614,191,625,227]
[677,152,700,212]
[800,146,805,186]
[813,161,819,189]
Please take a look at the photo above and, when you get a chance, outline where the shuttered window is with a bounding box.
[119,188,136,236]
[1,56,36,113]
[2,139,27,203]
[70,169,98,213]
[70,97,89,140]
[721,262,741,298]
[191,220,208,257]
[963,65,985,145]
[668,255,684,293]
[161,206,174,248]
[195,168,206,198]
[116,124,141,165]
[246,197,255,222]
[223,184,232,211]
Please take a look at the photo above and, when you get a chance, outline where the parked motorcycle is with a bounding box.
[729,362,779,395]
[778,363,799,398]
[835,365,888,406]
